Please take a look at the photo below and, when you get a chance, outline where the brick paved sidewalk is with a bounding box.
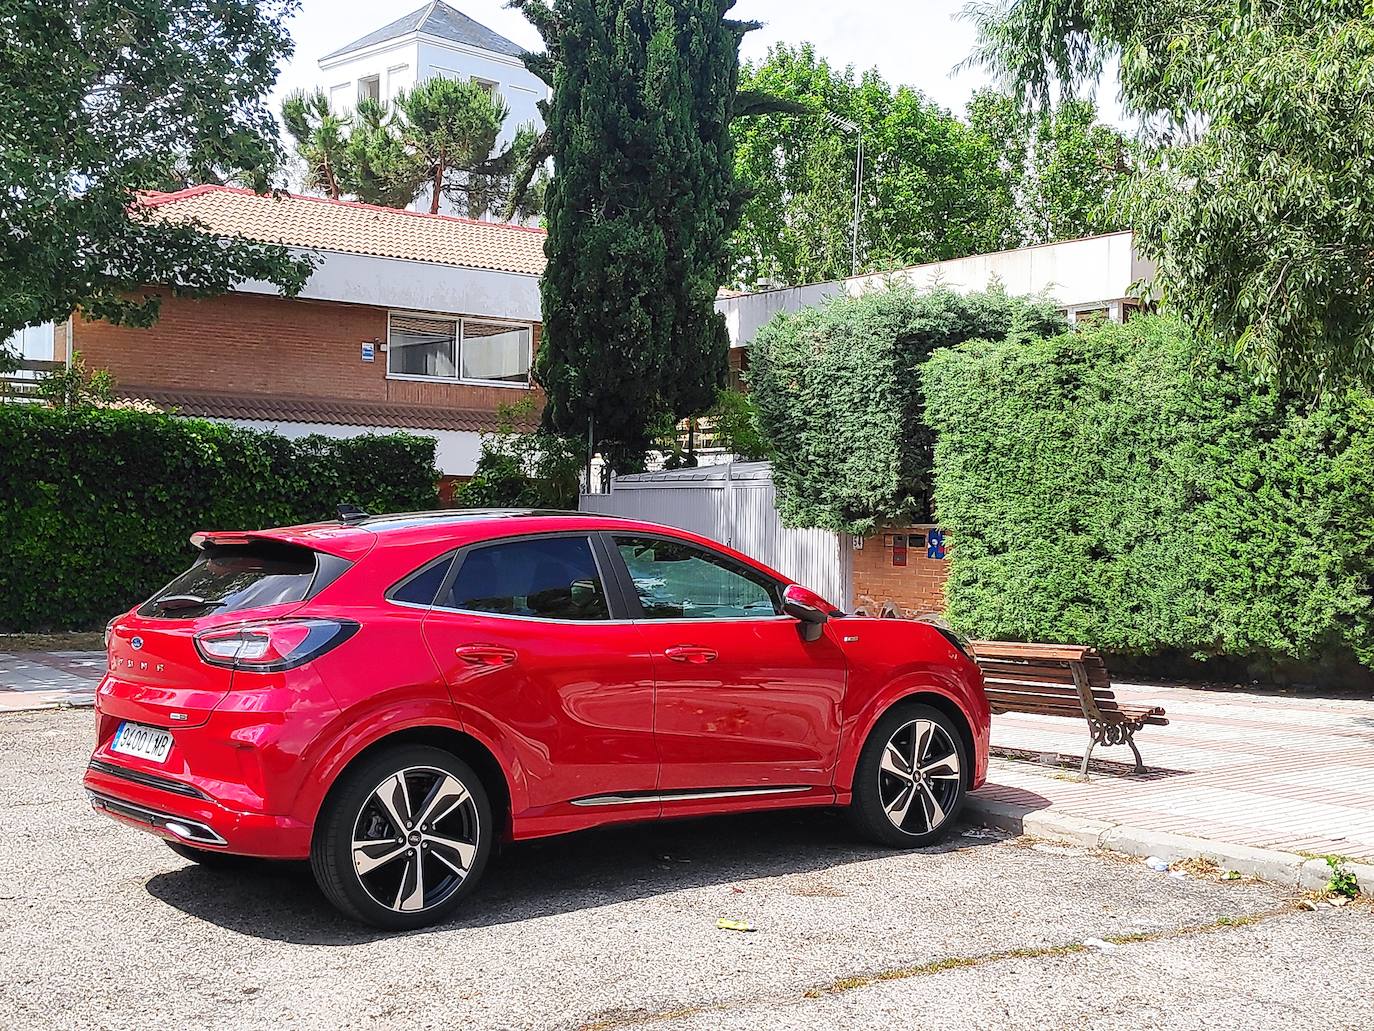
[976,681,1374,861]
[0,652,103,712]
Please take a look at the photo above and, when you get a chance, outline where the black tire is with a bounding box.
[165,841,252,868]
[849,702,968,848]
[310,744,492,931]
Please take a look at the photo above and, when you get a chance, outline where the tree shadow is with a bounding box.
[143,808,1006,946]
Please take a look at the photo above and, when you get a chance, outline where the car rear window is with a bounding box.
[439,536,609,621]
[138,541,349,619]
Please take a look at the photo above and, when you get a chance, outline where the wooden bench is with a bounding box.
[970,640,1169,779]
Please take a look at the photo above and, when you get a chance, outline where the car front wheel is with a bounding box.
[311,744,492,930]
[849,702,967,847]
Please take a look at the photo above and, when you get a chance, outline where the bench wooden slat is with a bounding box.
[981,678,1120,705]
[970,640,1097,662]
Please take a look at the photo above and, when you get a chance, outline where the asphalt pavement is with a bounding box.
[2,708,1370,1030]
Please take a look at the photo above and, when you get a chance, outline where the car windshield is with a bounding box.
[138,541,325,618]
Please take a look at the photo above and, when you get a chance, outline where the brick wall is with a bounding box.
[73,289,543,413]
[851,523,951,618]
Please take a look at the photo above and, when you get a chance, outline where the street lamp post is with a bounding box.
[825,112,863,277]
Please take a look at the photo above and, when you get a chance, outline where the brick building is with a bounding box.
[69,184,547,478]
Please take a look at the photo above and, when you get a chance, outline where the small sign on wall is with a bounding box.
[892,534,907,567]
[927,529,946,560]
[361,341,376,362]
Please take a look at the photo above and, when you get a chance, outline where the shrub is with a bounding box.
[0,405,439,631]
[748,284,1064,533]
[454,399,583,510]
[923,314,1374,665]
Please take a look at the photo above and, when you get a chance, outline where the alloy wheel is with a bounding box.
[350,765,480,914]
[876,718,961,835]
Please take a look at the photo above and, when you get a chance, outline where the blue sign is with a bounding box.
[927,529,946,560]
[361,341,375,362]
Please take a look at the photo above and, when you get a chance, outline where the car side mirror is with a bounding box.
[782,584,831,642]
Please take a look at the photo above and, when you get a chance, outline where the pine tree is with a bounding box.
[513,0,761,472]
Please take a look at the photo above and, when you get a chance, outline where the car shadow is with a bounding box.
[143,807,1005,946]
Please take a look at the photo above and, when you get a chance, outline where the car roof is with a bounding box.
[200,509,792,582]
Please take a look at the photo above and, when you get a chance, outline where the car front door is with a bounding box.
[606,532,847,796]
[419,533,659,829]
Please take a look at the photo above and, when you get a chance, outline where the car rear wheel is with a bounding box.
[311,744,492,930]
[849,702,967,848]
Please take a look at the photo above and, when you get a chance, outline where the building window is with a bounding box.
[389,314,457,378]
[460,319,531,384]
[471,76,499,99]
[358,75,380,105]
[387,313,532,385]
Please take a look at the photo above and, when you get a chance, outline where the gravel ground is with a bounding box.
[2,708,1370,1030]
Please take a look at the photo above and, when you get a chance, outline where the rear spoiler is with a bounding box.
[189,526,377,560]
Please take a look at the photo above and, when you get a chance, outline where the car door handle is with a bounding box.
[454,644,518,668]
[664,645,718,664]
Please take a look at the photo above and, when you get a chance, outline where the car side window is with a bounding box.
[614,535,781,620]
[390,555,454,607]
[439,536,610,621]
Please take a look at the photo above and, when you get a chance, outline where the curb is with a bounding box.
[967,795,1374,897]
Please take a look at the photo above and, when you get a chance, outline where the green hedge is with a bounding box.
[0,405,439,631]
[749,285,1064,533]
[923,315,1374,666]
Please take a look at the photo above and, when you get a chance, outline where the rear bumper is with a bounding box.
[83,761,312,858]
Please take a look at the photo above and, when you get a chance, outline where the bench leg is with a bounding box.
[1079,727,1099,781]
[1124,729,1146,775]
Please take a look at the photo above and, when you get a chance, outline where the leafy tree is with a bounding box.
[281,78,536,217]
[730,44,1016,288]
[511,0,766,472]
[965,89,1130,245]
[35,352,115,409]
[455,399,583,509]
[396,76,511,216]
[281,88,351,200]
[0,1,313,338]
[963,0,1374,391]
[749,285,1065,533]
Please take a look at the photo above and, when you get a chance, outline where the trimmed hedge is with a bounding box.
[1,405,439,631]
[748,285,1064,533]
[923,315,1374,666]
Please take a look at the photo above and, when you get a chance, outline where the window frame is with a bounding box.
[385,309,533,389]
[385,552,458,610]
[603,531,789,623]
[423,532,629,623]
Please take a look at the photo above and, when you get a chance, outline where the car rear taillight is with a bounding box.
[193,619,358,672]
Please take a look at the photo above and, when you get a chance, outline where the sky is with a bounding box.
[270,0,1123,123]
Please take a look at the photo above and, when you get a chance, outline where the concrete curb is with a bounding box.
[967,795,1374,897]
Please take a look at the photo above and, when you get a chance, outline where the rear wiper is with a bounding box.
[154,595,226,612]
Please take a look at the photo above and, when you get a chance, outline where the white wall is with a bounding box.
[320,41,421,111]
[234,248,542,324]
[718,232,1156,349]
[220,418,484,477]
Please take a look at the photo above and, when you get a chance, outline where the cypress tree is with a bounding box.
[515,0,760,472]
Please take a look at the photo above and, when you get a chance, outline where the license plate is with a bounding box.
[111,722,174,764]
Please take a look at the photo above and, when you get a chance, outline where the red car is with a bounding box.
[85,510,989,929]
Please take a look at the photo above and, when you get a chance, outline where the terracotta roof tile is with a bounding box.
[117,387,523,434]
[140,185,546,276]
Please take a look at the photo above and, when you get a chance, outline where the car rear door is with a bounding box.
[419,532,660,826]
[605,532,847,796]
